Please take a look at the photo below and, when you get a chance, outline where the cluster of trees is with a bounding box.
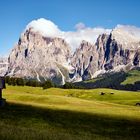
[5,77,25,86]
[4,76,82,89]
[120,81,140,91]
[4,71,140,91]
[42,80,54,89]
[5,76,54,89]
[62,82,82,89]
[72,72,127,89]
[71,72,140,91]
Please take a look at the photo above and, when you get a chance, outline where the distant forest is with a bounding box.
[5,70,140,91]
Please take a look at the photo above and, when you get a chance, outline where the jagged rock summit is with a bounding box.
[71,25,140,81]
[0,57,8,76]
[7,18,140,84]
[8,28,71,85]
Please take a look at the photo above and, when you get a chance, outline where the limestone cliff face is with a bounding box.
[0,57,8,76]
[70,28,140,81]
[7,24,140,84]
[71,40,99,81]
[8,28,71,85]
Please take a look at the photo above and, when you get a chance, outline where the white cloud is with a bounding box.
[63,28,111,51]
[112,24,140,45]
[75,22,86,30]
[26,18,61,37]
[115,24,140,38]
[25,18,111,52]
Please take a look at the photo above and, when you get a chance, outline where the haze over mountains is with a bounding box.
[1,18,140,84]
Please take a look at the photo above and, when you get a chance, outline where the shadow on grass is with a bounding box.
[0,102,140,140]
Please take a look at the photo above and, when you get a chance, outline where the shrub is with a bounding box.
[43,80,53,89]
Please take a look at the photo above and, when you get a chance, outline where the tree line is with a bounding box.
[4,76,82,89]
[4,72,140,91]
[5,76,54,89]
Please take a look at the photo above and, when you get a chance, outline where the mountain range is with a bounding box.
[2,18,140,85]
[0,57,8,77]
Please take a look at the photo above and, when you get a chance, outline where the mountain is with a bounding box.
[7,27,72,85]
[0,57,8,76]
[71,25,140,81]
[73,68,140,91]
[7,19,140,84]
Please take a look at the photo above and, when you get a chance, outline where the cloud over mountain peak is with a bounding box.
[26,18,61,37]
[25,18,111,51]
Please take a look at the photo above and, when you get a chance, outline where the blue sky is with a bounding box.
[0,0,140,56]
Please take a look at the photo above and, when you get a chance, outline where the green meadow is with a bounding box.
[0,85,140,140]
[121,70,140,85]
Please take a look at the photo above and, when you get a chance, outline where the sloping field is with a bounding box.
[0,86,140,140]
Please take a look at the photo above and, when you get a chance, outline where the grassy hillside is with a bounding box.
[0,86,140,140]
[121,70,140,85]
[73,69,140,90]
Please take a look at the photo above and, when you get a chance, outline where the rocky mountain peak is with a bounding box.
[70,27,140,82]
[111,25,140,48]
[6,20,140,84]
[0,57,8,76]
[8,26,72,85]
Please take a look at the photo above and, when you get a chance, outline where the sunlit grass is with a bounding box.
[121,70,140,85]
[1,85,140,140]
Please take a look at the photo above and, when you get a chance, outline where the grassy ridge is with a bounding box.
[4,86,140,106]
[1,86,140,140]
[121,70,140,85]
[74,69,140,90]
